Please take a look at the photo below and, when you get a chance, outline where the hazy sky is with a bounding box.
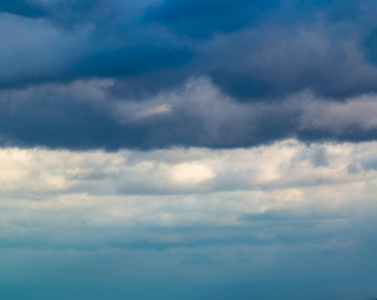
[1,1,377,299]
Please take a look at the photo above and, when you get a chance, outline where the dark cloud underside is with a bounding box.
[0,0,45,18]
[1,0,377,149]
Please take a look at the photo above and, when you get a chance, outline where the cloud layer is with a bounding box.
[1,78,377,150]
[2,2,377,299]
[1,0,377,149]
[1,140,377,299]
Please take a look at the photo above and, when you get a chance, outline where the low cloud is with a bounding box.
[2,78,377,149]
[0,140,376,298]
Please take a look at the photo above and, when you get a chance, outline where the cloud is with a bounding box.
[143,0,280,39]
[169,162,216,186]
[1,0,377,148]
[0,140,377,298]
[134,104,173,119]
[0,13,90,86]
[0,0,45,18]
[73,45,194,78]
[0,138,376,201]
[206,23,377,101]
[2,78,377,150]
[299,94,377,133]
[2,2,377,298]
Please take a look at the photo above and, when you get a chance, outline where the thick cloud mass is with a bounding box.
[144,0,280,39]
[0,141,377,299]
[1,0,377,149]
[2,78,377,150]
[0,0,45,18]
[2,3,377,298]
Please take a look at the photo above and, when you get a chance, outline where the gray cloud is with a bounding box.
[1,0,377,149]
[2,78,377,150]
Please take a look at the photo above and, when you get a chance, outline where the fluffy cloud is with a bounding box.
[1,139,376,228]
[0,140,377,298]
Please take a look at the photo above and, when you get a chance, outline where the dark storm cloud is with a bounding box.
[139,0,377,100]
[206,25,377,101]
[143,0,280,39]
[0,86,150,150]
[108,68,194,100]
[74,46,194,78]
[2,0,377,149]
[0,0,45,18]
[363,29,377,66]
[0,80,297,150]
[0,0,195,91]
[3,78,377,151]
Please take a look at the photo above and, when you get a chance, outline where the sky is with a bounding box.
[1,0,377,299]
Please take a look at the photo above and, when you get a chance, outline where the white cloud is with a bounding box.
[135,104,173,119]
[170,162,216,186]
[0,139,376,297]
[0,139,376,231]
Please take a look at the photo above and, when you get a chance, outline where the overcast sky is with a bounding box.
[1,1,377,299]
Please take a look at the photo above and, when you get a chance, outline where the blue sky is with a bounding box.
[1,1,377,299]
